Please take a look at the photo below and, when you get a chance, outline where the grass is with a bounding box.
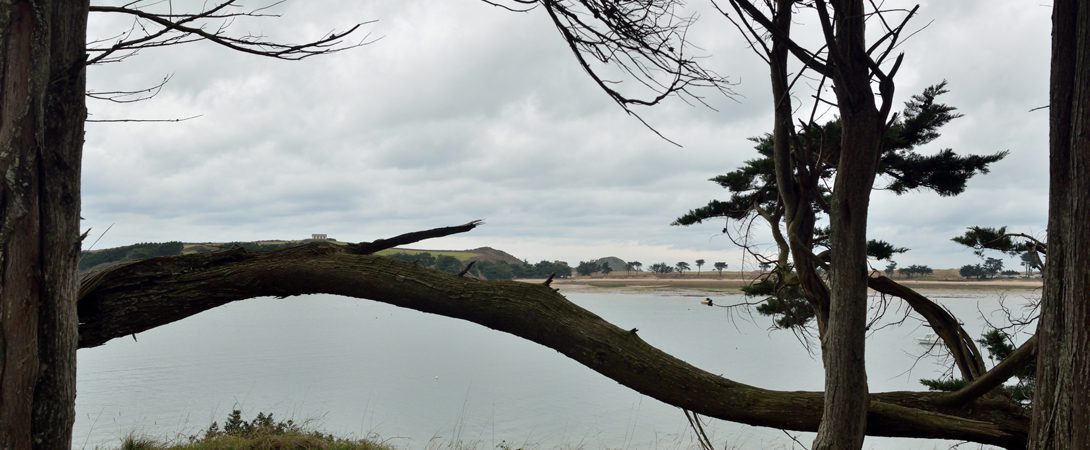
[374,249,478,261]
[100,409,750,450]
[109,410,396,450]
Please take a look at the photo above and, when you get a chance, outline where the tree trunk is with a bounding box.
[812,1,884,448]
[768,0,831,333]
[0,1,87,449]
[1030,0,1090,447]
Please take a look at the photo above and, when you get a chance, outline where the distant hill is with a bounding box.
[82,240,536,274]
[594,256,628,272]
[465,247,525,265]
[373,246,523,264]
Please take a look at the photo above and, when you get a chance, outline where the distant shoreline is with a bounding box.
[518,274,1042,293]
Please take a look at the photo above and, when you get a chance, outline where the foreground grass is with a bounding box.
[111,411,396,450]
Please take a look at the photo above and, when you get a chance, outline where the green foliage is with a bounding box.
[884,262,897,276]
[434,255,464,274]
[205,410,298,439]
[387,251,437,267]
[525,260,573,278]
[79,241,185,271]
[977,329,1035,399]
[144,410,394,450]
[898,264,933,278]
[671,135,783,226]
[744,278,814,329]
[648,262,674,273]
[474,260,516,280]
[880,81,1008,196]
[978,329,1016,361]
[920,329,1035,402]
[1020,252,1039,275]
[951,226,1027,257]
[120,435,160,450]
[384,252,570,280]
[600,263,613,275]
[575,261,602,276]
[919,378,969,392]
[867,240,909,261]
[959,258,1003,280]
[713,262,727,275]
[223,241,301,253]
[676,261,690,274]
[959,264,983,279]
[674,83,1005,228]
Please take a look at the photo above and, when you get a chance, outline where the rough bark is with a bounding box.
[1030,0,1090,447]
[75,242,1030,448]
[813,1,886,447]
[768,0,831,333]
[0,1,86,449]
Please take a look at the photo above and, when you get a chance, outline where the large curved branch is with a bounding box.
[76,240,1028,447]
[868,276,989,381]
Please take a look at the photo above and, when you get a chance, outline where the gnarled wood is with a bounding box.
[76,242,1029,448]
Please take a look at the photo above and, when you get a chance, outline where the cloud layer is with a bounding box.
[81,0,1052,271]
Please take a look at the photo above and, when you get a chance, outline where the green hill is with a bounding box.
[595,256,628,272]
[82,240,559,280]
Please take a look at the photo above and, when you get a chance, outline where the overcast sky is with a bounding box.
[81,0,1052,271]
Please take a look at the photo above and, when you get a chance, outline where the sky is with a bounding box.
[81,0,1053,272]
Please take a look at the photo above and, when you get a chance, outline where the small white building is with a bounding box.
[311,234,327,240]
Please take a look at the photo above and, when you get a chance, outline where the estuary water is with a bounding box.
[73,286,1038,450]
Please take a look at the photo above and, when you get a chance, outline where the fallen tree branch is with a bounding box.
[76,236,1029,448]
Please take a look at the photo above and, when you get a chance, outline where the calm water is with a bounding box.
[74,287,1038,450]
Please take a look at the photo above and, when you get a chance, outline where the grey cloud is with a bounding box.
[81,0,1055,270]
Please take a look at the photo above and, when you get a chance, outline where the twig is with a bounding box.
[457,261,477,277]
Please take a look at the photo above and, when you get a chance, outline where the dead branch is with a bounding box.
[87,1,375,65]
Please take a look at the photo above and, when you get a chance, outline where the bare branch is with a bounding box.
[85,114,203,123]
[345,220,484,255]
[86,74,172,103]
[88,1,376,65]
[531,0,737,138]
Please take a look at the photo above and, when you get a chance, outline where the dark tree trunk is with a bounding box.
[0,1,87,449]
[1030,0,1090,448]
[768,0,831,333]
[812,1,885,448]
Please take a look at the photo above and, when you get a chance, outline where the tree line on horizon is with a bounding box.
[384,252,573,280]
[79,241,303,272]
